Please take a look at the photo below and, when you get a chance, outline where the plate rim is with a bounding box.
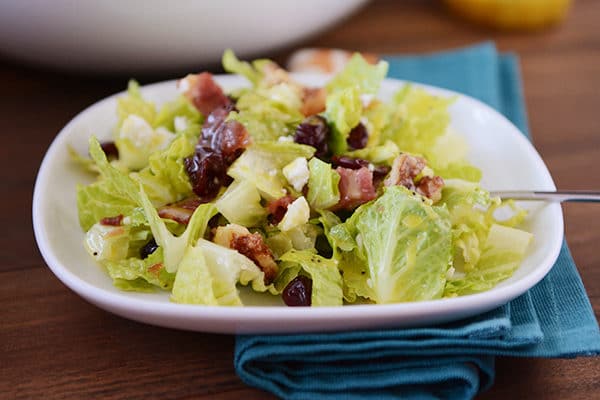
[32,74,564,333]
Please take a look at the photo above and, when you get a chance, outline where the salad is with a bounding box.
[74,50,532,307]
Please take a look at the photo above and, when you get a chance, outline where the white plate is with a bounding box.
[32,75,563,333]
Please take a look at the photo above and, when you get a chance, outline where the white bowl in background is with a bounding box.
[32,74,563,333]
[0,0,368,73]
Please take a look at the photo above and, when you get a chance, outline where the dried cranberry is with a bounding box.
[294,115,330,159]
[201,108,250,165]
[331,155,369,170]
[346,122,368,150]
[282,275,313,307]
[99,141,119,159]
[331,156,390,179]
[372,165,391,179]
[140,239,159,259]
[184,147,227,202]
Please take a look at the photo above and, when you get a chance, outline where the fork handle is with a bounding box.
[489,191,600,202]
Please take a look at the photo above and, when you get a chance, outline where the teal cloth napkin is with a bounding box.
[234,43,600,400]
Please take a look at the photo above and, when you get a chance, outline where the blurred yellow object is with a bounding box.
[444,0,572,31]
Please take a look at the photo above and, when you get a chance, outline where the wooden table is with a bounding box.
[2,1,598,398]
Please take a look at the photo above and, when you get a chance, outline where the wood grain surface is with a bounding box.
[1,0,598,398]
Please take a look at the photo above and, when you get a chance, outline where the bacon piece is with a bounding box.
[416,175,444,203]
[178,72,232,116]
[158,196,202,225]
[301,87,326,117]
[201,107,251,164]
[213,224,278,284]
[267,195,296,225]
[158,206,193,225]
[384,154,444,203]
[231,233,278,284]
[100,214,123,226]
[384,154,426,190]
[334,166,377,210]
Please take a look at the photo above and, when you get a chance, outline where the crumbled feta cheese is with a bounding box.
[282,157,309,192]
[277,135,294,143]
[120,115,172,150]
[360,94,374,107]
[174,116,188,132]
[278,196,310,232]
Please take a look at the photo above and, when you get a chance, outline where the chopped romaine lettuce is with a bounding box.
[138,185,217,273]
[326,53,389,95]
[227,141,315,200]
[306,158,340,210]
[104,248,175,292]
[325,87,362,154]
[216,179,266,227]
[116,80,156,129]
[77,137,142,231]
[228,83,304,142]
[130,133,194,206]
[444,224,532,296]
[172,239,276,305]
[278,249,343,306]
[338,186,452,303]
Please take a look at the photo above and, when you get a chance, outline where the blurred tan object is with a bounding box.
[444,0,572,31]
[287,48,379,74]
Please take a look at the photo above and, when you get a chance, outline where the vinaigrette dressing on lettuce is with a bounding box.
[73,50,532,307]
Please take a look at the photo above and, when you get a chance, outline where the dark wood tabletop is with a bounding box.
[2,0,599,399]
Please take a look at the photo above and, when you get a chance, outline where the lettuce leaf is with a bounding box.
[116,80,156,129]
[228,83,304,142]
[83,221,151,262]
[337,186,452,303]
[222,48,266,86]
[130,133,194,206]
[265,223,322,259]
[324,54,388,154]
[77,137,143,231]
[215,179,267,227]
[227,141,315,200]
[138,185,217,273]
[325,87,362,154]
[154,96,202,134]
[326,53,389,95]
[306,157,340,210]
[278,249,343,306]
[171,239,276,305]
[444,224,532,296]
[344,140,400,165]
[379,85,482,181]
[438,180,532,296]
[104,248,175,292]
[116,114,176,171]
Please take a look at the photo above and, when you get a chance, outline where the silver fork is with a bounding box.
[489,191,600,202]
